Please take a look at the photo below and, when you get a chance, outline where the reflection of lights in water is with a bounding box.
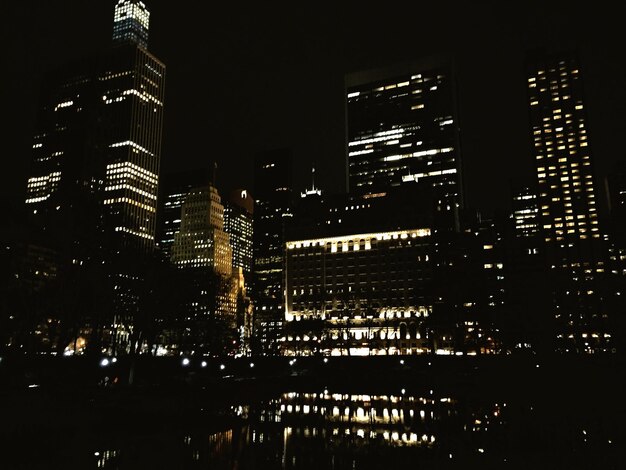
[95,450,119,468]
[270,390,459,448]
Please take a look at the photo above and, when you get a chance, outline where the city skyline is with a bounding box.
[2,3,625,466]
[3,1,626,218]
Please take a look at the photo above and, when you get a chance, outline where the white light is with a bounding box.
[201,361,207,368]
[94,452,100,456]
[401,389,405,394]
[220,364,226,370]
[111,358,117,363]
[100,358,110,367]
[323,358,328,363]
[399,359,405,365]
[182,358,190,366]
[250,363,255,368]
[28,384,40,389]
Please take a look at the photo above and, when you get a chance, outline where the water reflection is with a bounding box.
[175,389,511,468]
[178,385,621,469]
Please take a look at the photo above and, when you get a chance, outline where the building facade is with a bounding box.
[526,50,611,353]
[345,59,463,221]
[283,185,438,356]
[223,189,254,278]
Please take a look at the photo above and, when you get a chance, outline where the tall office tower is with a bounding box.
[170,184,238,354]
[252,149,293,355]
[345,59,463,216]
[112,0,150,49]
[25,0,165,254]
[171,184,232,275]
[24,0,165,354]
[223,189,254,278]
[526,50,610,353]
[157,168,213,260]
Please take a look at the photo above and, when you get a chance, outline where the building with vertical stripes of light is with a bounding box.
[25,0,165,254]
[345,58,463,223]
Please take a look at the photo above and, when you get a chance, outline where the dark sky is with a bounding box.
[2,1,625,216]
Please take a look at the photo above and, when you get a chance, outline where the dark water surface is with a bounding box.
[2,355,625,469]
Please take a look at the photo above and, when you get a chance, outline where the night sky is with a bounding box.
[2,1,625,217]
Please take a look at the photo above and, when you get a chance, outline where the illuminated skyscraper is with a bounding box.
[25,0,165,254]
[170,183,239,355]
[223,189,254,278]
[24,0,165,354]
[527,51,601,251]
[171,184,232,275]
[526,50,610,353]
[112,0,150,49]
[157,169,213,259]
[345,59,463,216]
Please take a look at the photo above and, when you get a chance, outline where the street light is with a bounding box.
[100,358,110,367]
[182,358,190,366]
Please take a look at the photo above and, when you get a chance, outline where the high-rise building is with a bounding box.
[252,148,293,355]
[170,184,239,355]
[223,189,254,278]
[25,0,165,253]
[526,50,610,353]
[172,184,232,275]
[23,0,165,354]
[157,169,213,260]
[345,59,463,217]
[527,50,601,251]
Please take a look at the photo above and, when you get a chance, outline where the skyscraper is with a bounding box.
[223,189,254,278]
[170,183,239,355]
[526,50,610,353]
[171,184,232,275]
[23,0,165,354]
[157,168,213,260]
[252,149,293,355]
[345,59,463,216]
[25,0,165,254]
[527,51,601,251]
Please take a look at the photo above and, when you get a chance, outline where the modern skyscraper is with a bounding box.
[527,51,601,250]
[345,59,463,216]
[252,148,293,355]
[223,189,254,278]
[25,0,165,253]
[526,50,610,353]
[23,0,165,354]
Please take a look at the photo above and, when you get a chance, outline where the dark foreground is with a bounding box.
[1,354,625,469]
